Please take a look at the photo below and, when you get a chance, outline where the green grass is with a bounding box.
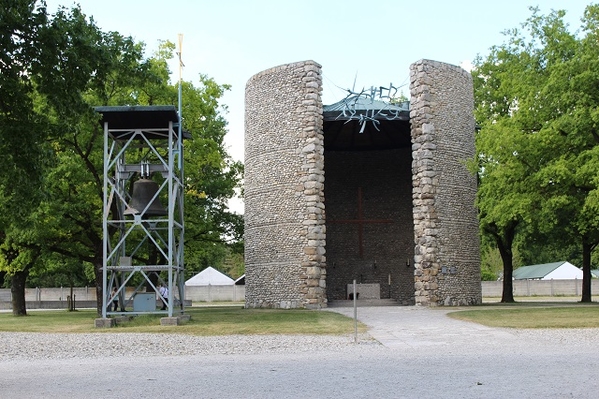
[4,304,599,334]
[0,309,95,333]
[0,306,367,335]
[448,305,599,328]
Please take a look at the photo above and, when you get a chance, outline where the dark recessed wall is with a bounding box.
[324,144,414,304]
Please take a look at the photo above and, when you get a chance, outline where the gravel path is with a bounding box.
[0,306,598,398]
[0,331,381,361]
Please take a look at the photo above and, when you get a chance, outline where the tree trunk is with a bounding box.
[580,240,594,303]
[11,270,29,316]
[94,258,103,316]
[493,221,517,303]
[498,241,515,303]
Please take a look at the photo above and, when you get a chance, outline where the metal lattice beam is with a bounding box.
[97,106,185,319]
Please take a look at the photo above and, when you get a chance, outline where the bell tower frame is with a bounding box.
[96,105,185,319]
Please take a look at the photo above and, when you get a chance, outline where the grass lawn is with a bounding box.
[448,304,599,328]
[0,306,367,335]
[3,302,599,334]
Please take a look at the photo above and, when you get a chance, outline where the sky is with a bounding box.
[44,0,593,213]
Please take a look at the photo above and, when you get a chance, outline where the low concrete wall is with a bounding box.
[0,287,97,302]
[0,300,98,310]
[0,287,97,309]
[185,285,245,302]
[3,282,593,309]
[482,279,599,297]
[0,285,246,309]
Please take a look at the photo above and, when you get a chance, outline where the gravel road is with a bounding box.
[0,306,597,399]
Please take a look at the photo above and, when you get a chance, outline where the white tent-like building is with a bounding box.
[513,261,583,280]
[185,266,234,286]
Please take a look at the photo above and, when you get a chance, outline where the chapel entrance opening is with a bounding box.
[323,97,415,305]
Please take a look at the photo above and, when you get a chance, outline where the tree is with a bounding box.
[136,41,244,277]
[471,117,539,301]
[0,227,41,315]
[1,3,243,315]
[0,2,155,314]
[473,5,599,302]
[0,1,62,315]
[0,0,52,227]
[530,5,599,301]
[178,75,244,276]
[40,37,242,313]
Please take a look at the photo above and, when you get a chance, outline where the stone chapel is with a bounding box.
[244,59,481,308]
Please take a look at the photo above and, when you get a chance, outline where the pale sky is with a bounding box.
[45,0,592,213]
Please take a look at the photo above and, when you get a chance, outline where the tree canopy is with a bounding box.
[473,4,599,302]
[0,1,243,315]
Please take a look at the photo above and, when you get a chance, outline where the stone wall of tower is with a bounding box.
[410,59,482,306]
[244,60,327,309]
[244,58,481,308]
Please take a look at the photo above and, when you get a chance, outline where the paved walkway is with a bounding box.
[326,305,517,350]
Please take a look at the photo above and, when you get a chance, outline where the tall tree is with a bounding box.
[530,4,599,301]
[1,3,243,315]
[0,1,51,226]
[39,20,153,314]
[42,38,243,313]
[0,1,57,314]
[473,5,599,302]
[0,2,154,314]
[472,120,538,302]
[473,40,546,302]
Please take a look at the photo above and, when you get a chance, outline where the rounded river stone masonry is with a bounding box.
[244,59,481,308]
[410,60,481,306]
[244,61,326,309]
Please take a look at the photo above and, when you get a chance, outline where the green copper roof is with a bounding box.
[323,97,409,122]
[512,261,567,279]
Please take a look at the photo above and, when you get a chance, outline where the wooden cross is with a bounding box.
[328,187,393,257]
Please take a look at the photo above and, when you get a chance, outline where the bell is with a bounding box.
[124,178,167,216]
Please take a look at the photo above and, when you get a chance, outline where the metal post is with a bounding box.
[168,122,174,318]
[177,34,185,313]
[102,121,109,318]
[353,279,357,343]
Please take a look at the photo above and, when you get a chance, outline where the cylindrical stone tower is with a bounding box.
[244,61,327,309]
[410,59,482,306]
[245,58,481,308]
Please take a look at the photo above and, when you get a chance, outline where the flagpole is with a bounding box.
[177,33,184,170]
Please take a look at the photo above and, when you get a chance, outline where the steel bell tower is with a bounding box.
[96,105,186,320]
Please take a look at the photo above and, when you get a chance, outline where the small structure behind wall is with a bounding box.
[185,267,244,302]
